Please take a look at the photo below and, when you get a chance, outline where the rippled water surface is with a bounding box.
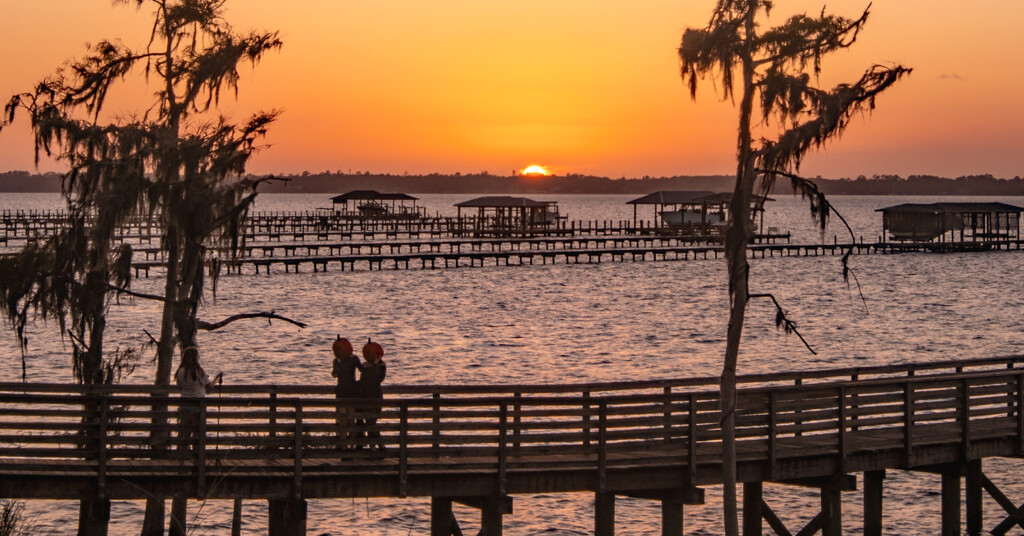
[2,193,1023,535]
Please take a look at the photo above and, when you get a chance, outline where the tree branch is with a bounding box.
[747,293,816,355]
[102,282,181,304]
[196,311,307,331]
[753,8,871,69]
[757,168,868,310]
[66,328,88,353]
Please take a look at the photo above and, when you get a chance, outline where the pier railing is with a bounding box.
[1,355,1024,501]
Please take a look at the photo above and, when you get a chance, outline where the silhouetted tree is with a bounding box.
[679,2,909,533]
[2,1,281,533]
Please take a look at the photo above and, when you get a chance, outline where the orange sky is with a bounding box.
[1,1,1022,179]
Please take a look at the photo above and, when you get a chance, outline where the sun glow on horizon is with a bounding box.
[522,165,549,176]
[0,2,1022,179]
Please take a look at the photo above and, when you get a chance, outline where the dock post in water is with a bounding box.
[821,484,842,536]
[595,491,615,536]
[661,497,684,536]
[78,497,111,536]
[941,464,961,536]
[268,498,307,536]
[169,495,187,536]
[863,470,885,536]
[430,497,460,536]
[742,481,763,535]
[449,496,510,536]
[966,459,983,535]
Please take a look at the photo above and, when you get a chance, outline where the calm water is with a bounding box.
[2,192,1023,534]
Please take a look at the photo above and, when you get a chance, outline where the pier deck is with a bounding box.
[3,356,1024,535]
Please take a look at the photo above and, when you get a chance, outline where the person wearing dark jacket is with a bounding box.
[357,339,387,451]
[330,336,361,449]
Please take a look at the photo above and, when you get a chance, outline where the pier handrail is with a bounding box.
[1,357,1023,503]
[3,354,1022,396]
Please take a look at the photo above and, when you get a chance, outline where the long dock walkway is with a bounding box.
[3,356,1024,535]
[122,237,1023,276]
[0,210,673,245]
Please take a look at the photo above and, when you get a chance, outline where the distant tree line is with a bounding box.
[810,173,1024,196]
[250,171,738,194]
[0,171,62,193]
[2,169,1023,196]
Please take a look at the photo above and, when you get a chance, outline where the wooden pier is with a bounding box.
[1,209,791,246]
[5,208,1022,282]
[3,356,1024,535]
[125,237,1024,277]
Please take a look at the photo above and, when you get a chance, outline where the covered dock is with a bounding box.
[876,202,1024,242]
[627,191,772,237]
[329,190,425,218]
[455,196,563,235]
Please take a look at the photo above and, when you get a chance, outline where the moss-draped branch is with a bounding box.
[0,0,283,385]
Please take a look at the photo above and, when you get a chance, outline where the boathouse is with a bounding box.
[329,190,424,218]
[627,191,771,237]
[454,196,562,234]
[876,202,1024,242]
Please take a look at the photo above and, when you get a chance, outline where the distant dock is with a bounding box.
[1,209,784,244]
[127,237,1022,277]
[3,209,1021,278]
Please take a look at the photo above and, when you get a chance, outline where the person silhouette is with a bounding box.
[174,347,221,457]
[357,339,387,451]
[330,335,361,449]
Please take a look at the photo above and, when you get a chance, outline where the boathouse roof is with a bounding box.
[876,202,1024,242]
[455,196,549,208]
[330,190,418,203]
[875,202,1024,214]
[626,191,717,205]
[627,191,773,205]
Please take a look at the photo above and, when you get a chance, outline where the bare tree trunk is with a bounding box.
[174,240,205,350]
[143,233,179,536]
[721,4,759,535]
[721,194,752,536]
[79,271,109,536]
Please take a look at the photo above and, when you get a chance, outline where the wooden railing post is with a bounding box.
[687,393,698,488]
[768,391,777,481]
[1007,366,1016,419]
[598,401,608,493]
[400,404,409,497]
[583,390,592,448]
[850,373,860,432]
[498,403,508,496]
[293,402,303,497]
[794,377,804,437]
[663,386,672,444]
[903,382,914,467]
[198,399,208,497]
[838,386,847,473]
[98,395,108,499]
[269,390,278,448]
[961,377,971,461]
[513,392,522,452]
[1018,374,1024,457]
[432,392,441,452]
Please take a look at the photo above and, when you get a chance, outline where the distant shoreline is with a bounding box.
[1,171,1022,196]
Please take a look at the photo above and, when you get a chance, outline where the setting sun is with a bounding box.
[522,165,549,176]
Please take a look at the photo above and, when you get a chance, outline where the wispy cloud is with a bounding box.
[937,73,963,81]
